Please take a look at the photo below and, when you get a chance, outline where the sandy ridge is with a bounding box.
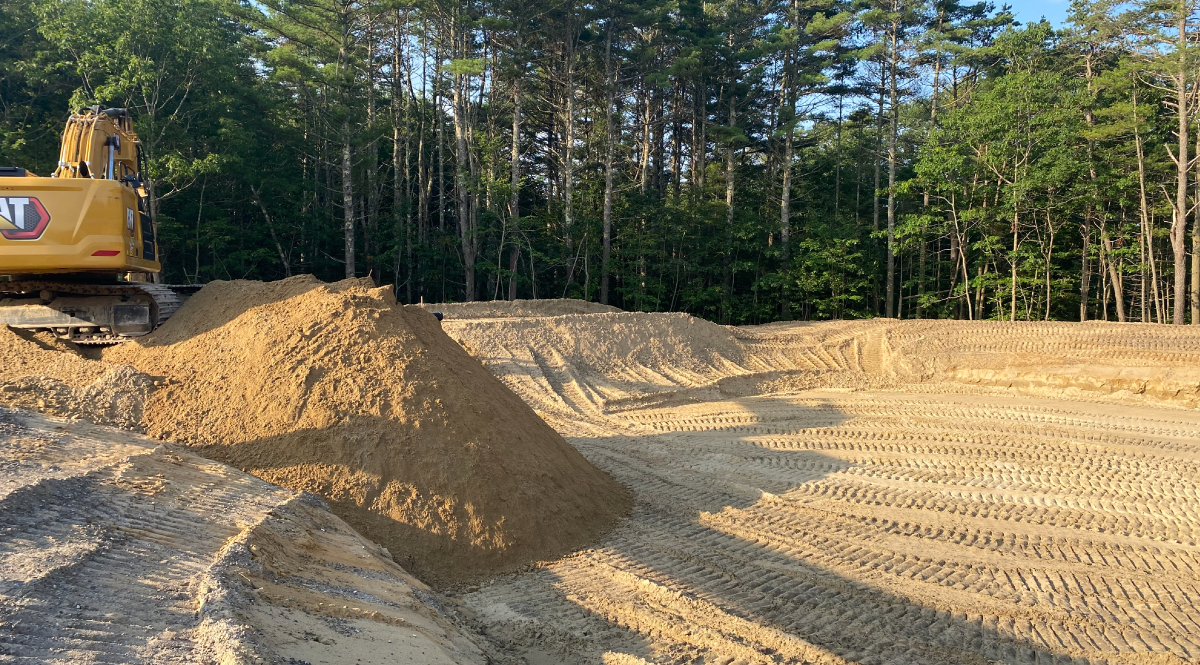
[0,406,488,664]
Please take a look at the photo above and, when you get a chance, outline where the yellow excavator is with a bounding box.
[0,107,196,344]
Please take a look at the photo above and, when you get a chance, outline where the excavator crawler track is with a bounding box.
[0,281,197,344]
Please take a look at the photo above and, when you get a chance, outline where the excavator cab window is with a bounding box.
[138,193,155,261]
[0,167,26,177]
[135,145,155,261]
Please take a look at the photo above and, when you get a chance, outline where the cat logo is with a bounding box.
[0,196,51,240]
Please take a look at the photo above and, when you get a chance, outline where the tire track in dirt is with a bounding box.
[0,407,487,664]
[441,312,1200,665]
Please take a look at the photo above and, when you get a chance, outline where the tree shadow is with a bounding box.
[483,391,1193,665]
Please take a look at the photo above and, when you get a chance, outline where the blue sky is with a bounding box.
[1005,0,1072,27]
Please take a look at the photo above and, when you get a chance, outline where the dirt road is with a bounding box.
[442,313,1200,665]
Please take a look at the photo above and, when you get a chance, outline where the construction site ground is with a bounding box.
[4,286,1200,664]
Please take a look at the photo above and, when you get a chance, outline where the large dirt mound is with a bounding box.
[104,276,629,585]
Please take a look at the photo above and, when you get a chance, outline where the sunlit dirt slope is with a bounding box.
[440,310,1200,665]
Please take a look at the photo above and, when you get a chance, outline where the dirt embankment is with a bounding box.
[1,278,629,586]
[440,303,1200,416]
[420,301,1200,665]
[742,318,1200,406]
[0,406,487,664]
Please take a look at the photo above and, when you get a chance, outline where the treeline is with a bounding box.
[4,0,1200,323]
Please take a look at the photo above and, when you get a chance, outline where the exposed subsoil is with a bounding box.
[434,305,1200,665]
[6,287,1200,664]
[0,406,487,664]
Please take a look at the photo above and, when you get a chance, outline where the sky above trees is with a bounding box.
[1007,0,1070,26]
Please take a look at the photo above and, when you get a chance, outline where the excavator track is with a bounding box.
[0,281,198,344]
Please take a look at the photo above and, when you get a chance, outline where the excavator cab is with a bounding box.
[0,107,185,344]
[0,106,159,274]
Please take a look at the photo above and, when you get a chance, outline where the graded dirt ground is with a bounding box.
[6,290,1200,664]
[0,406,486,664]
[432,308,1200,665]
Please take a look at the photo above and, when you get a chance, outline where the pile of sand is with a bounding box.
[0,327,155,428]
[91,276,629,585]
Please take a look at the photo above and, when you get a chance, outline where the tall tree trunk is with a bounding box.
[400,102,410,294]
[1135,85,1158,322]
[1193,126,1200,322]
[561,37,577,291]
[1010,208,1019,322]
[1044,210,1056,320]
[723,94,737,322]
[1080,228,1091,321]
[779,64,794,321]
[342,121,356,278]
[415,46,428,300]
[451,19,475,299]
[365,21,380,281]
[1081,50,1097,322]
[693,81,707,198]
[436,48,446,233]
[873,51,884,234]
[1172,12,1190,324]
[780,127,793,321]
[601,23,616,305]
[393,10,407,300]
[640,84,652,194]
[509,73,522,301]
[885,13,899,318]
[670,82,683,200]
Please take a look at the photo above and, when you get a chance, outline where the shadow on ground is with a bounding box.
[461,392,1180,665]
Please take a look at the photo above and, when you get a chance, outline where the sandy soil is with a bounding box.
[7,288,1200,664]
[1,277,629,586]
[0,406,486,664]
[435,306,1200,665]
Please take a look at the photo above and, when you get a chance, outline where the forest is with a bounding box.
[3,0,1200,324]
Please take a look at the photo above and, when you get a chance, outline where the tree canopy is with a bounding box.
[6,0,1200,324]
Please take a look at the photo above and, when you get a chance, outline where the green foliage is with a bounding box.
[0,0,1193,323]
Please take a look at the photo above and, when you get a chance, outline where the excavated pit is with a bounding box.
[431,302,1200,665]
